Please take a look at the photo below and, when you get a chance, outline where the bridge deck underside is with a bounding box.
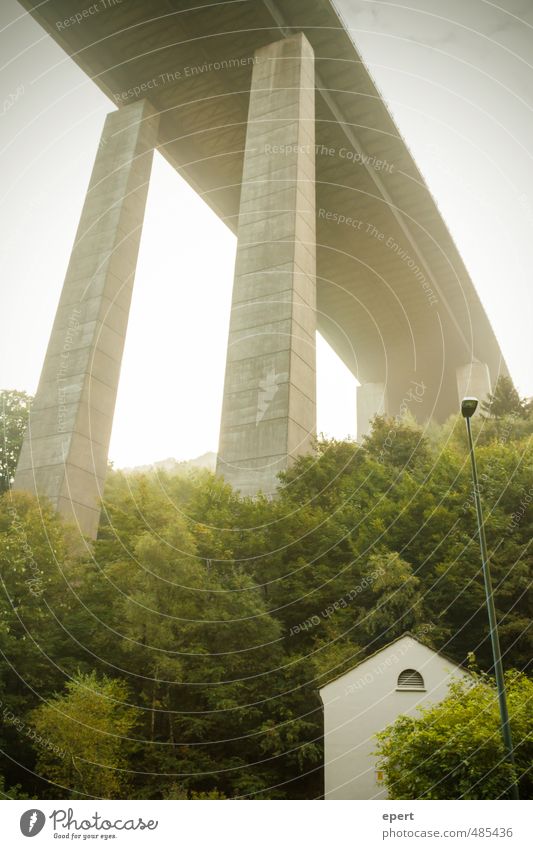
[20,0,507,420]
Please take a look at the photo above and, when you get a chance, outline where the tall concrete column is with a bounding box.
[14,100,159,538]
[216,33,316,497]
[456,361,492,407]
[357,382,387,441]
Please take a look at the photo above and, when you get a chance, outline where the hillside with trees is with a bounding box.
[0,379,531,799]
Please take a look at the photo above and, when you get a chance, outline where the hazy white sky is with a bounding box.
[1,0,532,467]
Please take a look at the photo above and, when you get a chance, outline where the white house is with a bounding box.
[319,633,470,799]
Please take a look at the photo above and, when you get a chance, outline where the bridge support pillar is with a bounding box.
[217,33,316,496]
[14,100,159,538]
[357,382,388,441]
[456,361,492,407]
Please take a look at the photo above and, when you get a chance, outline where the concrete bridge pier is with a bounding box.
[456,361,492,407]
[14,100,159,538]
[356,382,388,441]
[216,33,317,497]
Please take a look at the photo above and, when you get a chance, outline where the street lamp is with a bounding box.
[461,396,519,799]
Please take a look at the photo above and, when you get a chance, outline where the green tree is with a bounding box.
[481,376,527,419]
[364,415,431,472]
[0,774,30,799]
[0,390,31,493]
[0,492,86,697]
[95,484,323,799]
[375,671,533,799]
[0,491,99,795]
[31,672,141,798]
[1,420,531,800]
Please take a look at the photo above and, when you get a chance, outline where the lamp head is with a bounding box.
[461,397,479,418]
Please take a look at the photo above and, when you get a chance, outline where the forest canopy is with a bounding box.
[0,384,531,799]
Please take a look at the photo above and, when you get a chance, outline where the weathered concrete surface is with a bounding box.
[357,382,388,441]
[14,100,159,538]
[217,33,316,496]
[456,361,492,407]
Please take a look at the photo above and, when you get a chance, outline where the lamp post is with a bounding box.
[461,396,519,800]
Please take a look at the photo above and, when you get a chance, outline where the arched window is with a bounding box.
[397,669,425,690]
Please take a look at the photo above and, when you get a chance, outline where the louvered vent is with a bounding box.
[397,669,425,689]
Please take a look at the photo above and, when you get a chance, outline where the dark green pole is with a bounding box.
[464,414,519,799]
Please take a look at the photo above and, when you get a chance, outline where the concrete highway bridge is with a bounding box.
[15,0,507,537]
